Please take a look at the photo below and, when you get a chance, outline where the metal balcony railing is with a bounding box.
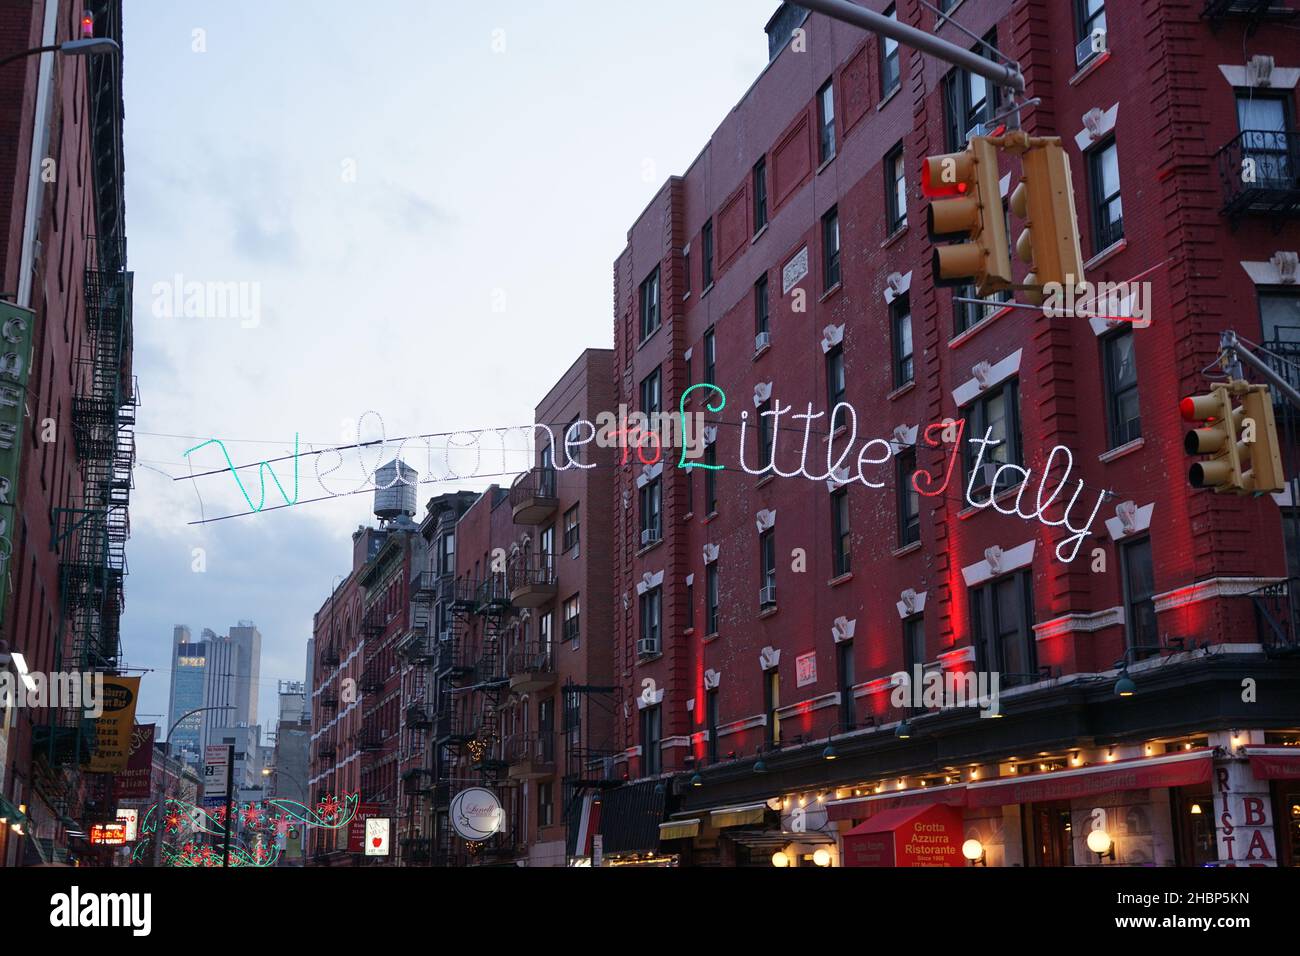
[1215,129,1300,224]
[505,642,554,678]
[1246,577,1300,650]
[321,643,340,666]
[506,732,556,767]
[509,466,559,523]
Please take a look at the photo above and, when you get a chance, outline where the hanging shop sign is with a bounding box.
[364,817,390,856]
[116,808,138,842]
[347,802,380,853]
[89,822,128,846]
[85,676,142,773]
[0,302,35,631]
[449,787,504,840]
[114,724,156,799]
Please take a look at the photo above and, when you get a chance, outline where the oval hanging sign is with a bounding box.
[449,787,503,840]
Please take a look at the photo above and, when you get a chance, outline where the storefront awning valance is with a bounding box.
[965,749,1214,808]
[842,803,963,867]
[710,802,769,828]
[1244,747,1300,780]
[659,818,701,841]
[827,783,967,822]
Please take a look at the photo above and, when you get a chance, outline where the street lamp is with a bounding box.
[0,36,121,71]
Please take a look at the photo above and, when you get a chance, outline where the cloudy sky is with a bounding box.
[120,1,771,733]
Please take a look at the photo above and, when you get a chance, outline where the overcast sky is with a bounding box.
[120,1,772,735]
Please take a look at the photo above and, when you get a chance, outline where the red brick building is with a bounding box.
[0,0,130,867]
[604,1,1300,867]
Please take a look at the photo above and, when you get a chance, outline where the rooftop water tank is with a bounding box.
[374,458,418,520]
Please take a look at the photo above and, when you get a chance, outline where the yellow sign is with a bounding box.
[85,676,141,772]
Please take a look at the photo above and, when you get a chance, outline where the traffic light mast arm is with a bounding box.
[798,0,1025,93]
[1220,330,1300,413]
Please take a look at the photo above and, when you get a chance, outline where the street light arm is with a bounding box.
[0,44,61,71]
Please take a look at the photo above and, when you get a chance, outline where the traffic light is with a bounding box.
[1181,381,1287,495]
[1239,384,1286,495]
[80,10,94,38]
[922,136,1012,297]
[1009,139,1085,304]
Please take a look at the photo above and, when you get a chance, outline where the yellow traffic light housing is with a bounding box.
[1009,139,1085,304]
[922,136,1012,297]
[1239,384,1286,495]
[1182,381,1286,495]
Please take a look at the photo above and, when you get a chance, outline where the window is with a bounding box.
[954,282,1012,335]
[837,641,856,730]
[539,610,552,655]
[683,245,691,296]
[970,572,1036,687]
[562,505,579,553]
[753,157,769,232]
[942,31,1001,151]
[817,78,836,163]
[439,532,455,575]
[703,326,716,384]
[640,587,662,654]
[755,274,770,338]
[880,4,900,96]
[826,344,846,411]
[641,705,662,776]
[1260,289,1300,344]
[1075,0,1106,65]
[903,615,925,714]
[704,444,718,513]
[831,488,851,576]
[639,477,661,544]
[760,529,777,605]
[706,688,719,762]
[1120,536,1157,659]
[885,142,907,233]
[822,206,841,289]
[963,379,1022,497]
[538,780,553,827]
[563,594,580,643]
[686,467,694,515]
[757,399,775,466]
[686,576,695,630]
[640,366,661,415]
[639,266,660,341]
[764,670,781,747]
[566,413,583,465]
[891,291,913,387]
[897,448,920,546]
[702,218,715,288]
[538,697,554,765]
[1103,328,1141,448]
[540,525,555,571]
[706,563,720,634]
[1236,93,1295,187]
[1088,138,1123,252]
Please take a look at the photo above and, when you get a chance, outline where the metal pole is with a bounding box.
[222,744,234,867]
[798,0,1025,92]
[1223,331,1300,412]
[151,704,232,867]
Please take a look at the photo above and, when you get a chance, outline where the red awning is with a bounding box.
[827,783,967,822]
[1245,747,1300,781]
[965,749,1213,808]
[842,803,963,867]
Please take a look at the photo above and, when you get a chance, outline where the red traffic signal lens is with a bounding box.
[1180,396,1218,423]
[921,157,969,198]
[80,13,93,37]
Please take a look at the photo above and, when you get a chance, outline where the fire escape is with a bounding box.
[562,678,620,861]
[397,569,437,865]
[432,575,477,865]
[358,600,390,811]
[37,237,137,812]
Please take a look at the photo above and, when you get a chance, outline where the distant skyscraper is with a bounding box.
[166,626,209,764]
[202,622,262,752]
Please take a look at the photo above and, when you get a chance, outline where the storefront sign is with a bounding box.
[346,802,380,853]
[966,751,1211,808]
[842,803,963,867]
[364,817,390,856]
[116,808,138,842]
[795,652,817,688]
[1214,759,1276,866]
[85,676,141,773]
[114,724,156,799]
[449,787,504,840]
[0,302,35,632]
[89,822,128,846]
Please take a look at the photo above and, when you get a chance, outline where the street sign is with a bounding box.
[204,744,232,799]
[364,818,390,856]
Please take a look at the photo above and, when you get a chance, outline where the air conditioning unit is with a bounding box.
[640,526,661,546]
[755,331,771,352]
[1075,29,1105,68]
[980,462,999,489]
[637,638,661,657]
[759,585,777,607]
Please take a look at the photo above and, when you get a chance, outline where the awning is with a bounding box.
[827,783,967,821]
[842,803,963,867]
[659,818,701,841]
[1244,747,1300,781]
[966,749,1213,808]
[710,802,769,828]
[594,780,666,855]
[568,793,602,857]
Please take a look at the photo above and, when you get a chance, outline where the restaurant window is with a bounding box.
[897,448,920,546]
[1088,138,1123,252]
[1120,536,1157,659]
[640,365,661,415]
[1103,327,1141,448]
[822,206,841,289]
[759,529,777,606]
[831,488,851,576]
[753,157,769,233]
[818,77,836,163]
[639,476,661,545]
[903,614,925,714]
[706,688,719,763]
[885,141,907,233]
[879,4,900,97]
[764,669,781,747]
[962,378,1023,498]
[641,704,662,776]
[563,594,580,643]
[639,266,660,342]
[706,563,720,634]
[970,572,1036,687]
[891,291,912,387]
[837,640,856,730]
[826,343,846,412]
[702,218,715,288]
[639,586,662,655]
[562,505,579,553]
[755,273,770,339]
